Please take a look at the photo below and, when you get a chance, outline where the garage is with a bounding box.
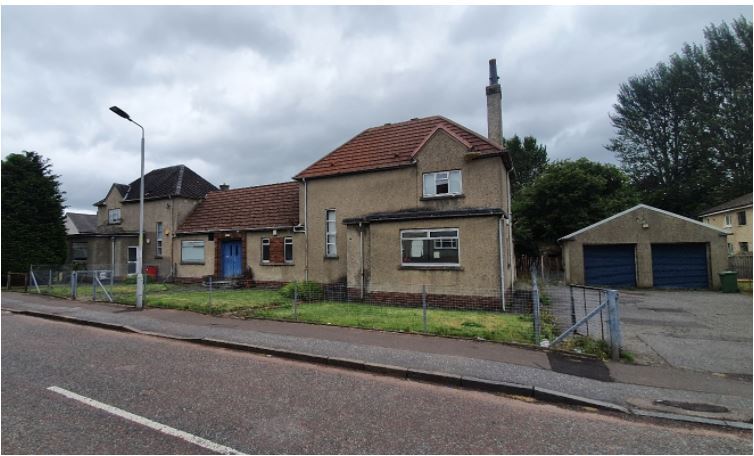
[651,243,709,288]
[559,204,728,289]
[583,244,636,288]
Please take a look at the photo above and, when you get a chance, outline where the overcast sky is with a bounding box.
[2,5,751,213]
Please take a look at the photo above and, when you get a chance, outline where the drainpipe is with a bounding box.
[359,222,365,300]
[507,168,515,283]
[303,178,309,281]
[498,215,506,312]
[110,236,115,281]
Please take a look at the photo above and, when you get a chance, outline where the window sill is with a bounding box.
[108,221,122,225]
[260,262,295,267]
[420,194,464,201]
[324,256,339,260]
[180,262,205,266]
[399,265,463,271]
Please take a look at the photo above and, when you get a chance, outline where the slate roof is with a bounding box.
[294,116,509,180]
[698,193,753,217]
[122,165,217,202]
[177,182,299,233]
[65,212,97,235]
[93,183,129,206]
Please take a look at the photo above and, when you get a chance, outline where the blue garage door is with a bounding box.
[583,244,636,288]
[651,243,709,289]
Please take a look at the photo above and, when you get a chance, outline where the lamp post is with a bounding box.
[109,106,145,310]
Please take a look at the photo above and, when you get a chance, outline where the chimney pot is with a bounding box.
[485,58,503,145]
[489,59,499,85]
[219,183,230,191]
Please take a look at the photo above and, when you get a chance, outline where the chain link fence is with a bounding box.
[20,262,621,357]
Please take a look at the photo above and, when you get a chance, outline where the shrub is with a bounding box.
[279,281,323,301]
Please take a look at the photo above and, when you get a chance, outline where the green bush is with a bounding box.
[279,281,323,301]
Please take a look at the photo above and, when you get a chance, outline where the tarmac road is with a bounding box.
[2,312,751,454]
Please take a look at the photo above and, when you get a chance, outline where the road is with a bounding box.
[2,312,750,454]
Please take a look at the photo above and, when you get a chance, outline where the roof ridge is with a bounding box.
[175,165,185,195]
[436,115,504,150]
[209,181,298,194]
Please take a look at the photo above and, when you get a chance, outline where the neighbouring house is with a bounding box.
[67,165,217,278]
[559,204,729,289]
[699,193,753,256]
[65,212,98,267]
[174,182,301,286]
[175,59,515,306]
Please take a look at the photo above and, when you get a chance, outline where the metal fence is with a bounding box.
[20,262,621,357]
[728,254,753,279]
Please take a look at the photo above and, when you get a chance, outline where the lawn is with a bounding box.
[29,284,547,345]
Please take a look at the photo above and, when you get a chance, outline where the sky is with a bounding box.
[2,5,751,213]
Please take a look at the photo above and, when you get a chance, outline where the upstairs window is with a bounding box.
[155,222,164,257]
[724,214,733,227]
[423,170,462,197]
[325,210,337,257]
[738,211,747,226]
[401,229,459,266]
[108,208,121,224]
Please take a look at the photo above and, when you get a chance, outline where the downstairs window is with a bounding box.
[400,229,459,266]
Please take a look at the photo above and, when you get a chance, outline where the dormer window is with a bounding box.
[423,170,462,197]
[108,208,121,224]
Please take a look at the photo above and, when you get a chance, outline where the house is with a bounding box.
[175,59,514,305]
[699,193,753,255]
[68,164,217,278]
[65,212,97,266]
[559,204,729,289]
[174,182,302,285]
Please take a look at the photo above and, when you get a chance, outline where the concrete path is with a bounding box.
[2,292,751,427]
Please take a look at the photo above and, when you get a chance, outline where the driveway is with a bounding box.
[619,290,752,376]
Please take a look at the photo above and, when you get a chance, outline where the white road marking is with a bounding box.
[47,386,245,455]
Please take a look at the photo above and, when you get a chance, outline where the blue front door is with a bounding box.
[222,241,242,278]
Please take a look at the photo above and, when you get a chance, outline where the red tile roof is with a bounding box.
[295,116,507,180]
[177,182,299,233]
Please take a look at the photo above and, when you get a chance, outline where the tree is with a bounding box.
[505,135,548,194]
[512,159,638,255]
[1,151,68,274]
[608,17,752,217]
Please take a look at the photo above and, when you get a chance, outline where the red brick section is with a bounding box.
[295,116,505,180]
[346,288,532,313]
[268,237,285,263]
[178,182,299,233]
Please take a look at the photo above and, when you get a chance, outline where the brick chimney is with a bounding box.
[486,58,503,145]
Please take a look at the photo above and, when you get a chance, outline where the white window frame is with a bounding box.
[181,240,205,264]
[727,242,734,255]
[400,228,460,267]
[155,222,164,257]
[724,214,733,228]
[108,208,121,224]
[422,170,462,198]
[325,209,337,257]
[284,237,294,263]
[127,246,138,274]
[261,238,270,263]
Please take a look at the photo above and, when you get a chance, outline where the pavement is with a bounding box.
[2,291,752,429]
[5,313,750,454]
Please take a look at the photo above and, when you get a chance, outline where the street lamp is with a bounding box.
[110,105,145,310]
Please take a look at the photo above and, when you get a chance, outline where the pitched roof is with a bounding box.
[177,182,299,233]
[93,182,129,206]
[294,116,508,180]
[65,212,97,235]
[698,193,753,217]
[122,165,217,202]
[558,204,729,241]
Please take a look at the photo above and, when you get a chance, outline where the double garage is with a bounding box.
[560,205,729,289]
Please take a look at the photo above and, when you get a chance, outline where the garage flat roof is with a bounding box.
[558,204,730,242]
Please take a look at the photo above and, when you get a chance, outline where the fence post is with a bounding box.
[422,285,428,333]
[71,271,77,300]
[530,264,541,345]
[607,290,622,361]
[6,273,10,290]
[208,276,213,307]
[93,271,98,301]
[293,282,299,321]
[49,269,53,293]
[569,285,576,326]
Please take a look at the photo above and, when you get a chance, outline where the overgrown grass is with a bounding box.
[559,335,634,362]
[28,284,550,345]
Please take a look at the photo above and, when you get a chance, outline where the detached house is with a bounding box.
[69,165,217,278]
[175,60,515,304]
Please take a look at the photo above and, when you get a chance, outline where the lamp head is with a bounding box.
[109,106,131,120]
